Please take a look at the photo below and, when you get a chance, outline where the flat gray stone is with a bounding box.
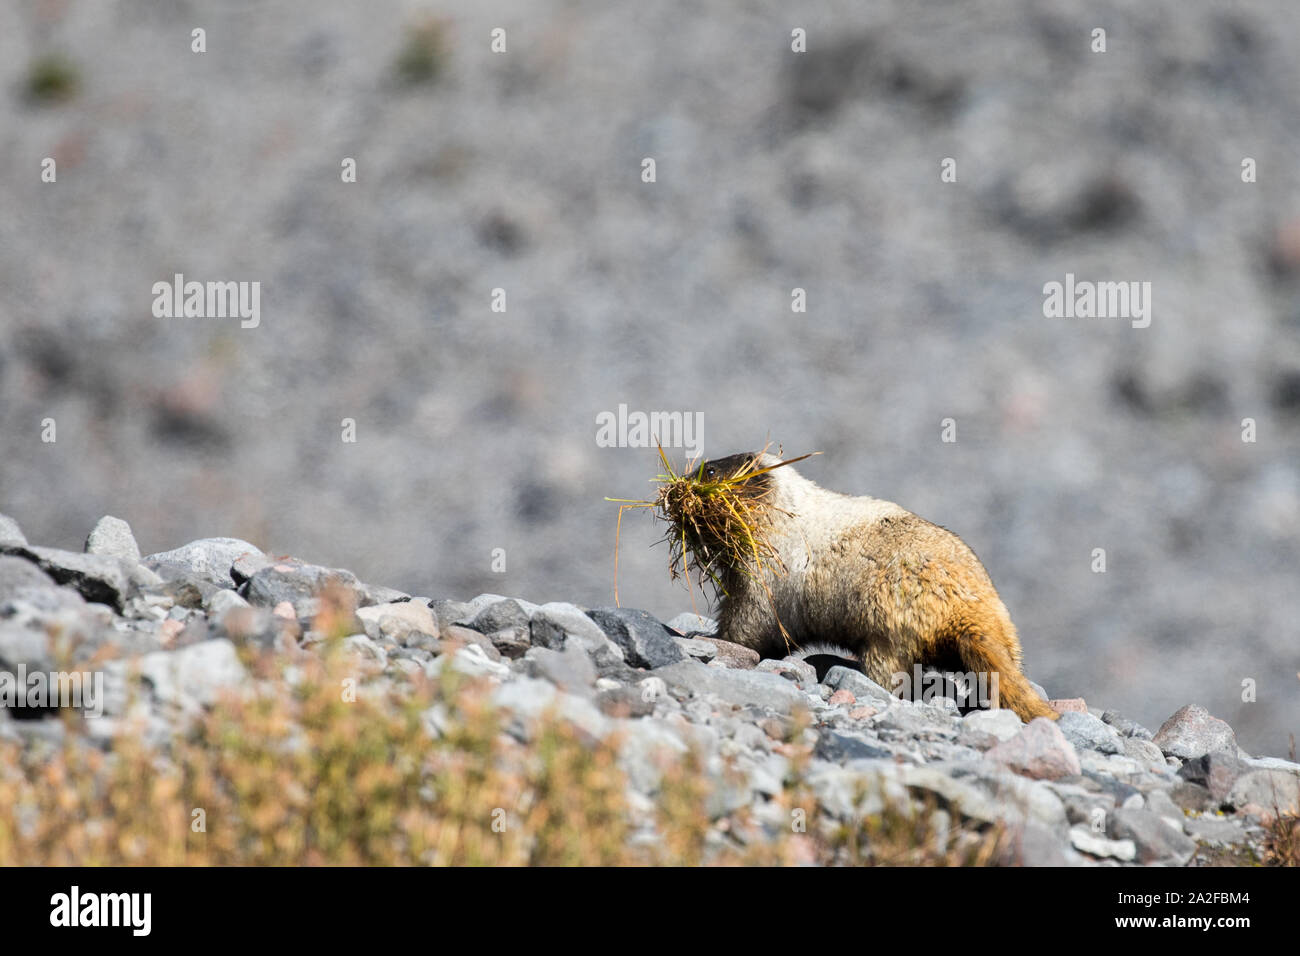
[653,658,806,714]
[1070,824,1137,861]
[143,537,264,589]
[1183,814,1250,846]
[1107,807,1197,864]
[822,665,895,706]
[356,601,438,644]
[665,612,717,636]
[761,657,817,685]
[673,636,717,661]
[961,708,1024,742]
[1057,710,1124,755]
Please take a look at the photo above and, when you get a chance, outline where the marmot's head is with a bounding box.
[695,451,782,486]
[695,450,819,520]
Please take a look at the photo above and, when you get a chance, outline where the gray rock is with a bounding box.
[439,624,503,661]
[1107,807,1197,864]
[1183,814,1250,846]
[358,582,410,606]
[148,567,222,609]
[673,636,717,661]
[245,558,361,618]
[1070,825,1137,861]
[463,598,533,658]
[822,665,896,706]
[1122,736,1171,770]
[490,677,610,743]
[1057,710,1124,755]
[1078,750,1147,781]
[214,602,286,650]
[355,601,438,644]
[428,598,475,632]
[965,767,1071,829]
[666,612,717,636]
[1177,750,1245,802]
[529,602,623,666]
[595,683,658,719]
[1102,709,1154,740]
[456,593,537,621]
[0,514,27,545]
[693,637,760,669]
[342,634,388,666]
[206,588,251,618]
[653,658,806,713]
[961,708,1024,742]
[1243,755,1300,774]
[619,719,690,795]
[523,642,597,695]
[425,643,511,680]
[1226,768,1300,816]
[0,554,60,603]
[230,550,271,584]
[814,729,893,762]
[0,543,132,611]
[1168,780,1217,813]
[143,538,264,589]
[873,701,960,738]
[585,607,684,669]
[901,764,1067,829]
[84,515,141,563]
[734,750,789,798]
[1014,821,1081,866]
[0,621,56,672]
[1143,788,1188,830]
[987,717,1082,780]
[760,657,817,685]
[1152,704,1237,760]
[128,638,247,714]
[1049,781,1117,829]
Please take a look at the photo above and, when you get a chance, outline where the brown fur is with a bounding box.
[703,452,1057,723]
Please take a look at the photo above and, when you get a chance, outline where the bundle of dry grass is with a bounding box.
[609,442,816,611]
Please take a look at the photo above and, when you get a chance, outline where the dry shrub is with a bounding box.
[0,625,1000,866]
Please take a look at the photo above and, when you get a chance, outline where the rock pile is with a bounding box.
[1,514,1295,865]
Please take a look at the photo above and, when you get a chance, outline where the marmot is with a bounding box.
[697,451,1057,723]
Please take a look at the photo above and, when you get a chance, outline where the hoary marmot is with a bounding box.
[699,452,1057,723]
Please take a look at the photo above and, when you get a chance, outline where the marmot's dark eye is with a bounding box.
[705,466,717,479]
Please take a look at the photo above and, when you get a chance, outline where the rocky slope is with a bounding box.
[1,512,1295,865]
[4,0,1300,756]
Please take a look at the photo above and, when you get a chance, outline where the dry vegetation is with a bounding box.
[0,635,1006,866]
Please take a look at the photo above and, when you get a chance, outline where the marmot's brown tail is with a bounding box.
[956,630,1059,723]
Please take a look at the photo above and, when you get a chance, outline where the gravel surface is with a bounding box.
[3,520,1295,865]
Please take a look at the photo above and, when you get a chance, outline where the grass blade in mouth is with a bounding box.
[606,442,818,633]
